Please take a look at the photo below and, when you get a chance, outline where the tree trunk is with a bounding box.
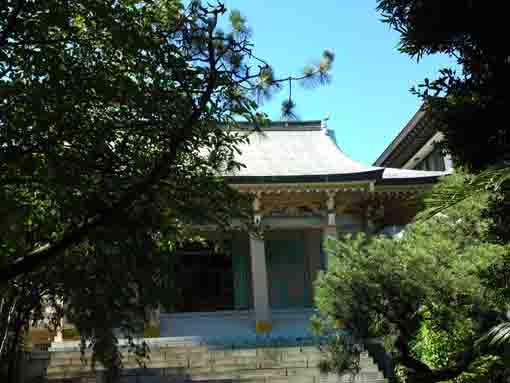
[6,319,22,383]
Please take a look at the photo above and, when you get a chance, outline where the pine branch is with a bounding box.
[421,164,510,219]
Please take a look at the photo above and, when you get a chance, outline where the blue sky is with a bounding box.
[223,0,456,165]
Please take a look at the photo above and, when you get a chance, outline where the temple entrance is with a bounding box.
[173,242,234,312]
[266,231,310,309]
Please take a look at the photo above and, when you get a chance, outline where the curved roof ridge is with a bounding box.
[232,120,322,131]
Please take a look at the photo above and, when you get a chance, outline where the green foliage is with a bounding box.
[421,167,510,219]
[482,323,510,348]
[0,0,334,380]
[316,333,361,378]
[413,312,463,368]
[315,174,509,382]
[377,1,510,365]
[281,99,298,120]
[301,49,335,88]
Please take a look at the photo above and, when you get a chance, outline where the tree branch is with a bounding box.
[0,135,185,283]
[0,12,223,283]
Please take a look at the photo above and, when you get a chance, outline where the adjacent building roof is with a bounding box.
[224,120,446,186]
[379,167,446,185]
[373,106,437,168]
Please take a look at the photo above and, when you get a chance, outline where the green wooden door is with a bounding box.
[266,233,308,308]
[232,237,252,310]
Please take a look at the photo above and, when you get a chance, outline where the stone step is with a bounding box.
[45,370,94,380]
[48,350,326,367]
[46,360,379,374]
[113,377,317,383]
[186,367,318,381]
[46,365,103,377]
[357,371,384,380]
[46,370,386,383]
[266,378,316,383]
[47,347,368,361]
[44,346,386,383]
[321,374,387,383]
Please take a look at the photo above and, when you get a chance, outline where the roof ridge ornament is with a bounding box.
[321,113,330,131]
[321,113,339,147]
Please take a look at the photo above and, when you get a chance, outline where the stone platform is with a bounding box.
[159,309,317,346]
[37,309,387,383]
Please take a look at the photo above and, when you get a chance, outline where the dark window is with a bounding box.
[172,242,234,313]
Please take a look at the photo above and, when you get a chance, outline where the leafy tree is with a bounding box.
[0,0,334,281]
[0,0,334,380]
[377,0,510,355]
[315,174,510,383]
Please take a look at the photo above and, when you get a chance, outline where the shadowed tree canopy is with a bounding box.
[0,0,334,282]
[0,0,334,380]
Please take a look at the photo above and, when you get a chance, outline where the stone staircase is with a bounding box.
[41,344,387,383]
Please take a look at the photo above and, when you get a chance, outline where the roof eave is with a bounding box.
[224,169,384,185]
[376,175,443,186]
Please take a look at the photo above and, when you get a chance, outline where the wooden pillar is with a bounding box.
[250,193,271,333]
[364,202,378,235]
[322,191,338,269]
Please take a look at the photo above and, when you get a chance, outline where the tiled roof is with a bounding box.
[225,121,447,185]
[379,167,451,185]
